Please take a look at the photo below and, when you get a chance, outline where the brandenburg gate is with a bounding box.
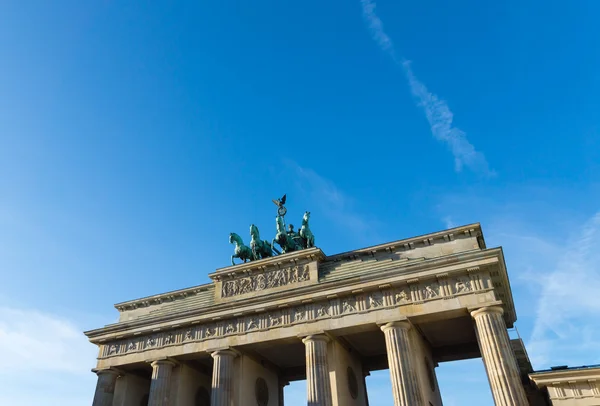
[86,217,533,405]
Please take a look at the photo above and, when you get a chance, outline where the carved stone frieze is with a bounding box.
[342,298,357,314]
[394,289,410,304]
[220,265,310,298]
[317,304,330,317]
[293,308,303,322]
[423,284,440,299]
[99,273,487,359]
[247,317,259,330]
[454,277,472,294]
[367,292,383,309]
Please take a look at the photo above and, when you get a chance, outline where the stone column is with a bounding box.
[471,306,528,406]
[211,349,237,406]
[362,371,370,406]
[279,379,289,406]
[92,368,120,406]
[148,359,177,406]
[380,321,422,406]
[302,334,333,406]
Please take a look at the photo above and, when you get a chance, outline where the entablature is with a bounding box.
[108,224,486,324]
[85,247,514,347]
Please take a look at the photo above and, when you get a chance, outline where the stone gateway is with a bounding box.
[85,223,593,405]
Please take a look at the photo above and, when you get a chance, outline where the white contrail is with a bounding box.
[360,0,493,175]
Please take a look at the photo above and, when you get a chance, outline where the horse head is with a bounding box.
[229,232,241,245]
[249,224,259,238]
[302,211,311,225]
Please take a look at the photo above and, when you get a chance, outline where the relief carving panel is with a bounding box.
[100,273,487,359]
[221,265,310,298]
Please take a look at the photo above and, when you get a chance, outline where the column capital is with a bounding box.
[210,347,239,359]
[379,320,411,332]
[148,357,178,368]
[301,333,330,344]
[92,367,122,377]
[470,305,504,319]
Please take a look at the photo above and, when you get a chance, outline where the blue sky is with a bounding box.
[1,1,599,404]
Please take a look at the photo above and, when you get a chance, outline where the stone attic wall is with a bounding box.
[112,374,150,406]
[113,228,483,324]
[328,340,368,406]
[410,329,443,406]
[234,354,280,406]
[319,233,482,284]
[117,285,215,323]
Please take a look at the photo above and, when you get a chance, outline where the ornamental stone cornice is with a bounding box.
[325,223,485,261]
[92,267,503,367]
[114,285,213,312]
[84,247,514,346]
[529,366,600,386]
[108,224,484,315]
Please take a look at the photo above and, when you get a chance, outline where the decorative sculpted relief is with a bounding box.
[255,377,269,406]
[294,306,305,321]
[221,265,310,298]
[269,313,281,327]
[368,292,383,308]
[342,298,357,313]
[454,277,472,294]
[248,317,259,330]
[395,289,410,304]
[423,284,439,299]
[317,304,330,317]
[101,273,484,359]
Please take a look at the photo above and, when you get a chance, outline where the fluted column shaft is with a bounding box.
[302,334,333,406]
[380,321,422,406]
[148,359,177,406]
[471,306,528,406]
[211,349,237,406]
[279,379,289,406]
[363,371,370,406]
[92,369,119,406]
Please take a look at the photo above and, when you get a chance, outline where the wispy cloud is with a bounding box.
[360,0,397,60]
[436,190,600,368]
[527,212,600,366]
[0,306,97,405]
[284,161,381,243]
[443,215,456,229]
[359,0,493,176]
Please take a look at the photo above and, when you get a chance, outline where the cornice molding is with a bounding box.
[108,224,484,314]
[92,268,500,363]
[114,285,213,312]
[530,367,600,386]
[325,223,483,262]
[84,247,509,342]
